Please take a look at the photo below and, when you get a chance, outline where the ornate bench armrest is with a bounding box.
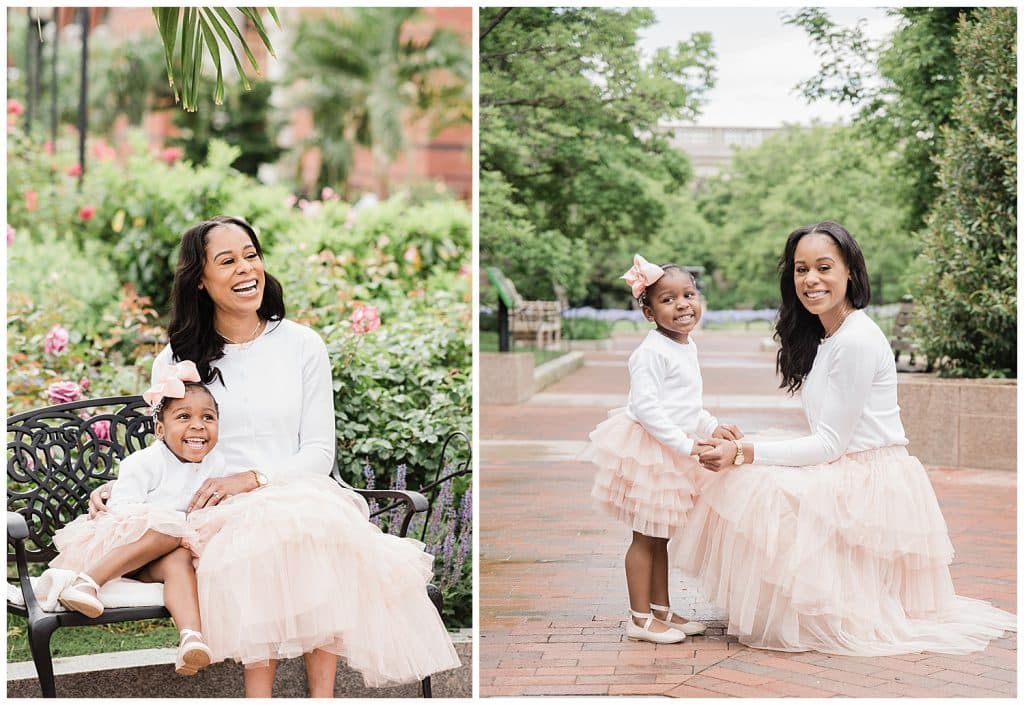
[7,510,28,540]
[337,482,428,538]
[8,511,44,617]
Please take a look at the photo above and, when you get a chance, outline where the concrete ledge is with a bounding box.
[7,630,471,698]
[481,352,534,405]
[898,375,1016,471]
[534,351,584,392]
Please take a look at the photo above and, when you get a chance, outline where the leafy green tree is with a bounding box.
[282,7,470,197]
[915,8,1017,378]
[171,78,282,177]
[788,7,978,231]
[696,124,911,308]
[480,7,714,303]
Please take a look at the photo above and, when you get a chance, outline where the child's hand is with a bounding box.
[692,442,714,456]
[698,438,739,472]
[711,424,743,441]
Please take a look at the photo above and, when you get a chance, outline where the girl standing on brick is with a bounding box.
[586,254,743,644]
[682,221,1016,655]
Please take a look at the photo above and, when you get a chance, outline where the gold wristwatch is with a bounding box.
[251,470,268,489]
[733,441,746,466]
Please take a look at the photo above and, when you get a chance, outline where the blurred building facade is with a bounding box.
[52,7,471,200]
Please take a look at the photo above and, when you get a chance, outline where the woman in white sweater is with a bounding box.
[90,216,459,695]
[677,221,1015,655]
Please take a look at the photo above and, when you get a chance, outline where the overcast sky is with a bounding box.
[640,7,900,128]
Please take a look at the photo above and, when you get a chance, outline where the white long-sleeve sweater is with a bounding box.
[626,330,719,456]
[754,310,908,466]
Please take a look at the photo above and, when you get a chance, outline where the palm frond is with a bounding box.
[152,7,280,111]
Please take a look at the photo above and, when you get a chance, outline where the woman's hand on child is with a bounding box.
[711,424,743,441]
[697,438,739,472]
[88,482,114,518]
[187,472,258,512]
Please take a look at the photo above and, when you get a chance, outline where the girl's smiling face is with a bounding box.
[156,386,220,463]
[641,268,702,344]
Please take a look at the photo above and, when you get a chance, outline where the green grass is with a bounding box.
[479,332,565,365]
[7,615,180,662]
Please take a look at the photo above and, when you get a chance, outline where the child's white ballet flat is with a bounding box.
[626,609,686,644]
[57,573,104,618]
[650,602,707,636]
[175,629,212,676]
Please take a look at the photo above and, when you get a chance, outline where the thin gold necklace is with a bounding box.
[822,308,852,339]
[218,318,264,347]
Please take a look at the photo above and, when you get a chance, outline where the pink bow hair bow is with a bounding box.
[143,360,201,408]
[620,254,665,299]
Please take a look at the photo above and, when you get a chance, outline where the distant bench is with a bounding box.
[891,295,932,372]
[485,267,562,350]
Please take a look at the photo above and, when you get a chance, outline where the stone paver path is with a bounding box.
[480,330,1017,697]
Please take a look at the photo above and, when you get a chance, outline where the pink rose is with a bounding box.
[284,194,298,208]
[160,146,183,164]
[7,224,14,246]
[79,376,90,390]
[92,419,111,441]
[8,98,23,116]
[43,141,55,154]
[321,187,337,201]
[350,306,381,334]
[44,324,70,355]
[25,190,37,213]
[78,205,96,221]
[47,381,83,405]
[67,163,83,177]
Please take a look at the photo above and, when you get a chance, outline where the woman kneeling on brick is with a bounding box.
[681,221,1016,655]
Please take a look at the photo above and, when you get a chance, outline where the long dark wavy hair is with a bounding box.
[775,221,870,394]
[167,216,285,385]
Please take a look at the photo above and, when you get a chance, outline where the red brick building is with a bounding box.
[50,7,472,200]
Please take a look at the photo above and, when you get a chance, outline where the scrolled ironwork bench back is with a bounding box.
[8,396,154,565]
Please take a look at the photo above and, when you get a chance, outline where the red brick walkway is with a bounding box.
[480,331,1017,697]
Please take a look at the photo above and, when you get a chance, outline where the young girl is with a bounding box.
[48,360,228,675]
[586,254,743,644]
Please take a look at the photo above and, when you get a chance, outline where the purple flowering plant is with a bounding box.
[360,461,472,628]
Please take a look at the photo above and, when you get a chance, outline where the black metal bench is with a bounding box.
[8,395,459,698]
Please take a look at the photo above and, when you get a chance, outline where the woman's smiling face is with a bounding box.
[793,232,850,318]
[200,223,266,319]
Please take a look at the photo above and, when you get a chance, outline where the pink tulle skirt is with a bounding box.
[186,473,461,686]
[51,506,197,573]
[585,408,710,539]
[674,445,1016,655]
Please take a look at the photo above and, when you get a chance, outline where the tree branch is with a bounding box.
[480,7,514,42]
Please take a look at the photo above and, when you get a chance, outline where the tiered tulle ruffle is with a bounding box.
[585,408,708,538]
[51,506,197,573]
[674,445,1016,655]
[186,473,461,686]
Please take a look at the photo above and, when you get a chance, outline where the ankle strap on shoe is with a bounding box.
[74,573,101,591]
[649,602,671,612]
[180,628,204,640]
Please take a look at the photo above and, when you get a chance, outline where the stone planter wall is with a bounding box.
[480,352,534,405]
[898,375,1016,471]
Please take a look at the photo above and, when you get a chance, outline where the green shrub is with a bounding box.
[562,317,613,340]
[915,8,1016,377]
